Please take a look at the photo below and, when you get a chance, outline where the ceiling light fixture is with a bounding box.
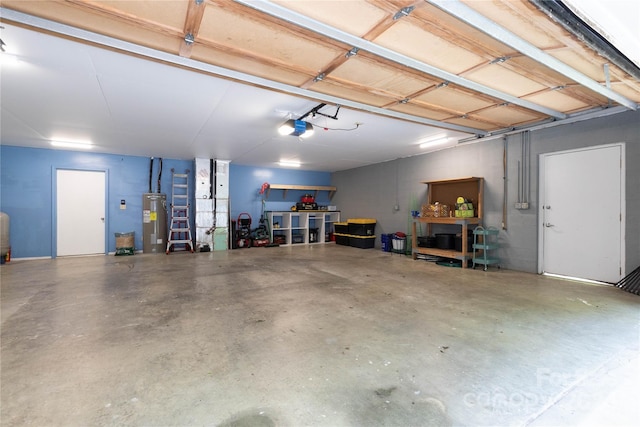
[50,140,93,149]
[419,135,450,149]
[278,119,314,138]
[278,160,301,168]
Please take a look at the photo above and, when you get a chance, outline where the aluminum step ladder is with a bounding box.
[166,169,194,254]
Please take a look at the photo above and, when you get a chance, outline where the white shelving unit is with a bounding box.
[267,211,340,246]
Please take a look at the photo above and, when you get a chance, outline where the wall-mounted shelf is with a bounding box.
[266,184,337,200]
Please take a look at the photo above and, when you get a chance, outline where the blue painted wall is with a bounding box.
[229,164,332,225]
[0,146,331,258]
[0,145,193,258]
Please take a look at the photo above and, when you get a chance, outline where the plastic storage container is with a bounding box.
[381,233,394,252]
[349,235,376,249]
[334,233,350,246]
[334,222,349,234]
[435,233,455,249]
[392,233,406,254]
[347,218,376,236]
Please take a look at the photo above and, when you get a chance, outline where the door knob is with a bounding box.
[544,222,554,227]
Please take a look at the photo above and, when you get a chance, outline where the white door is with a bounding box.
[539,144,624,283]
[57,169,106,256]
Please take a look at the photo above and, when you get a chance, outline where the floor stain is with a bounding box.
[217,411,275,427]
[375,386,397,398]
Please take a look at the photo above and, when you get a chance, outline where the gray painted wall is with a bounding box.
[332,109,639,275]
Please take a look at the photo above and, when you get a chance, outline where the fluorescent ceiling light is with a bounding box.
[278,119,314,138]
[278,160,301,168]
[50,140,93,149]
[419,135,450,149]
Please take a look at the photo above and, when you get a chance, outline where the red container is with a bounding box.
[301,194,315,203]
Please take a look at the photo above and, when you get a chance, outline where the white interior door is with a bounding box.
[539,144,624,283]
[57,169,106,256]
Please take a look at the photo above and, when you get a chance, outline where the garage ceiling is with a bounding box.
[1,0,638,171]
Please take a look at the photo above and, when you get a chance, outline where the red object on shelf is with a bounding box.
[301,194,315,203]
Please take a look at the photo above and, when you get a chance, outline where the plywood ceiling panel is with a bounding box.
[2,0,183,53]
[416,3,516,55]
[272,0,388,37]
[190,45,311,88]
[549,50,609,82]
[330,57,431,97]
[524,91,590,112]
[415,87,495,113]
[198,6,343,72]
[310,81,396,108]
[465,65,548,97]
[373,20,485,75]
[475,106,542,126]
[461,0,561,49]
[612,84,640,102]
[388,103,453,121]
[507,56,572,86]
[444,117,496,131]
[92,0,188,29]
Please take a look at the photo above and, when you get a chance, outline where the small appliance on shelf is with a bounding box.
[296,194,318,210]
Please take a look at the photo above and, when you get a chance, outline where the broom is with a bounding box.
[615,265,640,295]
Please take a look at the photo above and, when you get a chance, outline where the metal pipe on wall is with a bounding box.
[157,158,163,194]
[503,136,508,229]
[521,132,526,205]
[525,132,528,204]
[149,157,154,193]
[517,160,522,204]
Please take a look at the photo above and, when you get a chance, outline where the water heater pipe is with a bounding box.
[149,157,154,193]
[158,158,163,193]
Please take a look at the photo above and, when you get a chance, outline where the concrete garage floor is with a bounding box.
[1,245,638,427]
